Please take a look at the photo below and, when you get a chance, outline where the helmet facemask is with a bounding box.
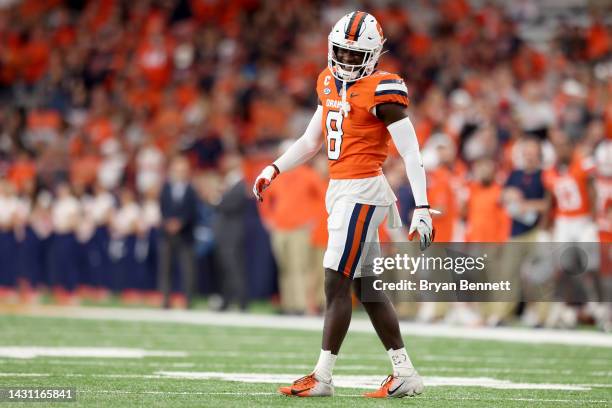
[328,41,382,82]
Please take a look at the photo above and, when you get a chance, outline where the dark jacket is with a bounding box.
[160,181,199,242]
[212,179,247,248]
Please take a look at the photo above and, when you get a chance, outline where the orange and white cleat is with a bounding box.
[278,373,334,397]
[364,372,424,398]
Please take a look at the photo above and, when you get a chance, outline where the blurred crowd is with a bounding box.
[0,0,611,328]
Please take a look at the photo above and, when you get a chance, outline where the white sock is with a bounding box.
[313,349,337,383]
[387,347,415,377]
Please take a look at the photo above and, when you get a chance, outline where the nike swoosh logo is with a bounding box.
[350,92,359,97]
[291,387,313,395]
[387,381,402,396]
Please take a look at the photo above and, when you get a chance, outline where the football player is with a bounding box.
[253,11,434,398]
[543,131,598,243]
[593,140,612,331]
[594,140,612,244]
[542,131,599,329]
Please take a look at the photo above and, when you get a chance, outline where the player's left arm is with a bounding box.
[377,102,436,250]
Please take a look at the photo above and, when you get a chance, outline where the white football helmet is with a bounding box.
[328,11,385,82]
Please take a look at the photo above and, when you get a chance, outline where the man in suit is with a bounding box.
[159,156,199,308]
[212,153,249,311]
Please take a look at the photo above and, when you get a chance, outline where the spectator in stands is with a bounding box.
[0,180,18,301]
[514,81,555,139]
[111,187,142,304]
[136,136,165,195]
[49,182,81,304]
[97,139,127,191]
[140,185,162,306]
[86,183,114,300]
[13,181,33,298]
[20,190,53,303]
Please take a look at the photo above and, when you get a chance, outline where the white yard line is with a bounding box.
[8,346,605,367]
[0,359,196,367]
[0,373,49,377]
[0,346,609,374]
[0,347,186,359]
[8,305,612,348]
[3,358,610,377]
[155,371,593,391]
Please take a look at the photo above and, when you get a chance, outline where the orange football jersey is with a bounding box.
[316,68,409,179]
[543,154,594,218]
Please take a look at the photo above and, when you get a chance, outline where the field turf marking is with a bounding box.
[3,359,610,377]
[154,371,592,391]
[2,371,601,392]
[9,306,612,348]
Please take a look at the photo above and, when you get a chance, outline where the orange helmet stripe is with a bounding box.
[346,11,366,41]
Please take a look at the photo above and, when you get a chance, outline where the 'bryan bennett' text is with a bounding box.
[372,279,511,292]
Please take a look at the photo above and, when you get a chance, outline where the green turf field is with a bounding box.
[0,314,610,407]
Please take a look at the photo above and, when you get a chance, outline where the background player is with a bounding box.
[254,11,435,399]
[543,130,600,328]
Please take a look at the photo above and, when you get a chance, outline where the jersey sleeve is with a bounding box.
[368,74,410,111]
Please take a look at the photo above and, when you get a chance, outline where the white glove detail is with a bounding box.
[253,165,278,202]
[408,208,440,250]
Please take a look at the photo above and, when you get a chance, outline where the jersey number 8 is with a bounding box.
[326,110,344,160]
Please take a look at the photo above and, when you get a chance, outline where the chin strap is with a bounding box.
[339,80,351,117]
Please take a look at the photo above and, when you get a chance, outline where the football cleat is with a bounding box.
[278,373,334,397]
[364,372,424,398]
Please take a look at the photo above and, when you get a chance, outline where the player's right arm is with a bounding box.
[253,104,323,202]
